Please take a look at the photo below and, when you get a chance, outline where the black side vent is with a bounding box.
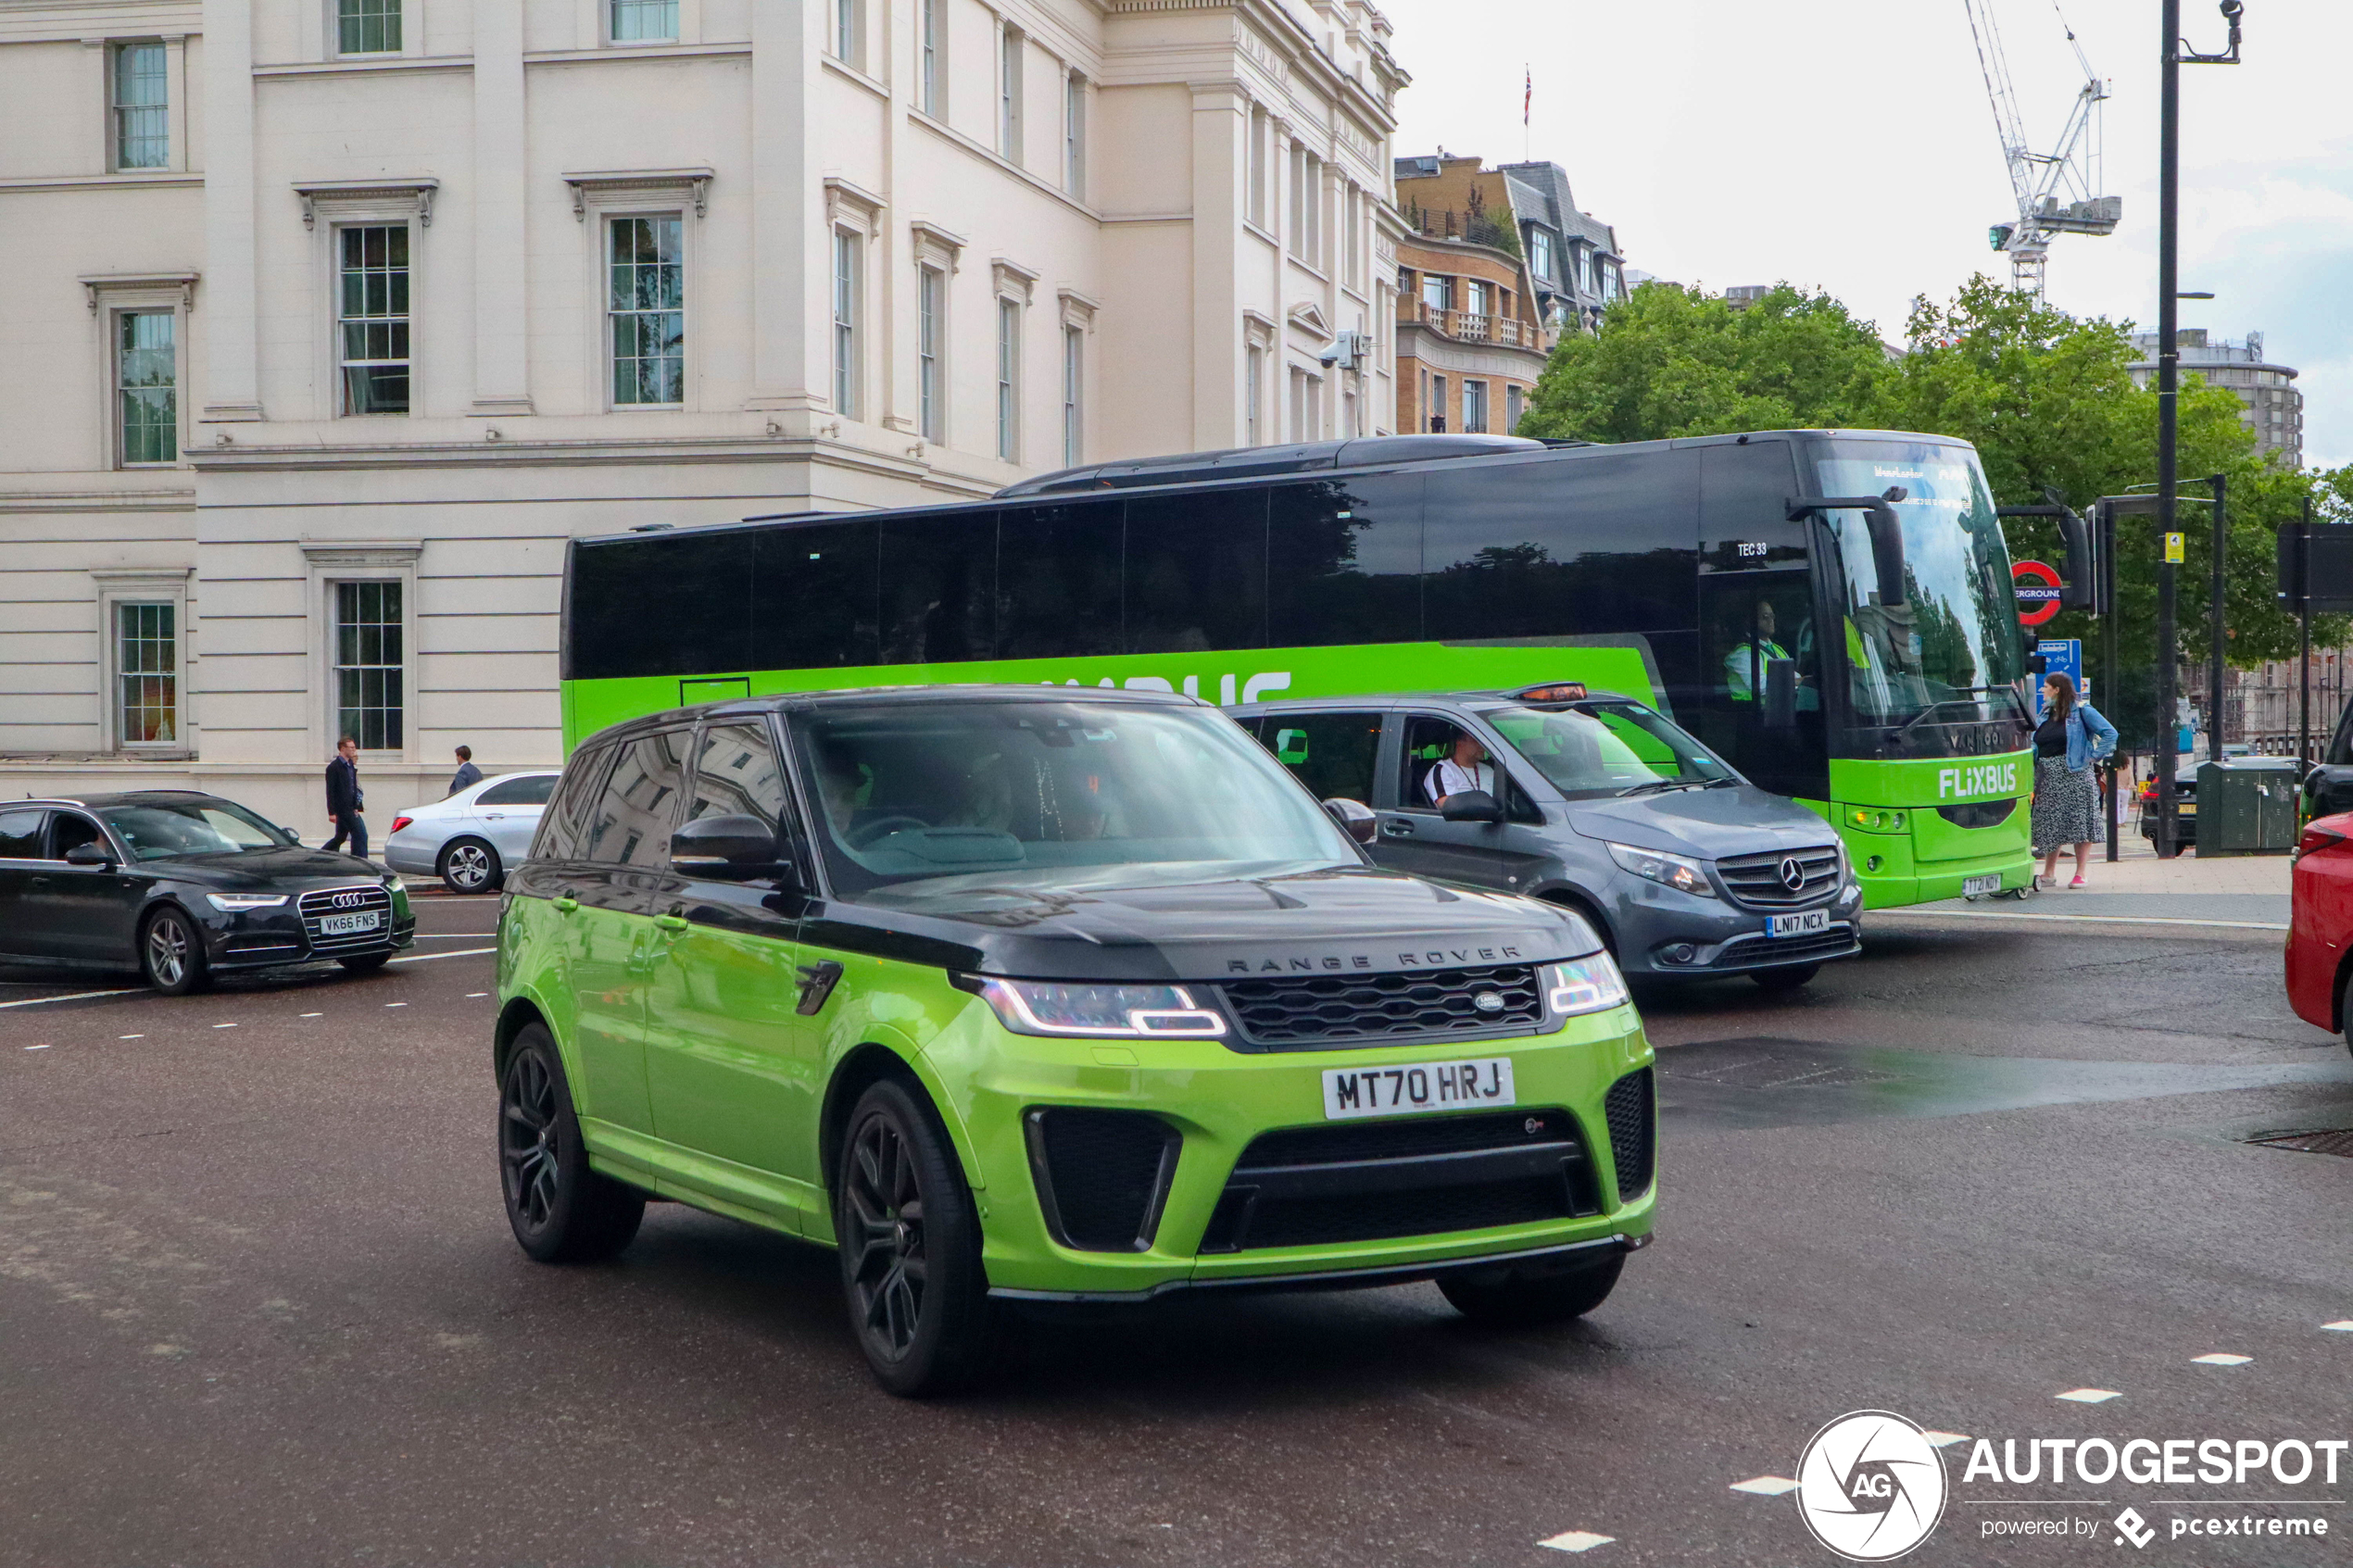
[1024,1109,1180,1253]
[1604,1069,1655,1200]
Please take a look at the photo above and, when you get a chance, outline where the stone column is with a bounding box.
[745,0,822,418]
[198,0,260,423]
[1189,83,1245,450]
[471,0,533,415]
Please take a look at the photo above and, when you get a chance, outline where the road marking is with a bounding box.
[1923,1431,1970,1447]
[2056,1388,2120,1403]
[24,1044,51,1050]
[119,1034,144,1040]
[2323,1321,2353,1332]
[0,988,140,1010]
[213,1022,238,1029]
[1730,1476,1799,1496]
[2192,1353,2251,1366]
[299,1012,321,1019]
[466,993,489,998]
[1538,1531,1614,1553]
[384,1002,408,1009]
[1879,909,2288,933]
[386,947,496,964]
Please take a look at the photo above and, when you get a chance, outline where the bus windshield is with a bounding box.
[789,700,1359,894]
[1485,701,1737,800]
[1812,441,2027,732]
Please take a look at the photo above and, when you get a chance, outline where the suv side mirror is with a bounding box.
[63,842,115,870]
[670,814,786,881]
[1439,789,1505,824]
[1322,797,1377,845]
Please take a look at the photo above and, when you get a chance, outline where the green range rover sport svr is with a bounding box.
[494,686,1656,1394]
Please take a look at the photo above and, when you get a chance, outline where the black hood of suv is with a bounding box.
[809,862,1604,982]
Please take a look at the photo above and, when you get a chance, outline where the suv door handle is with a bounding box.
[552,896,580,914]
[1380,820,1415,838]
[654,912,689,933]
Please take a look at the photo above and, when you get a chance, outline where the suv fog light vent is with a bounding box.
[1659,943,1697,965]
[1024,1108,1180,1252]
[1604,1069,1655,1199]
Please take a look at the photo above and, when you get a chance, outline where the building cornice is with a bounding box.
[0,172,202,194]
[0,487,194,514]
[185,435,997,491]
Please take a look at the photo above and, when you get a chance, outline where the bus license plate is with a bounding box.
[320,910,381,936]
[1768,909,1831,938]
[1323,1058,1515,1121]
[1962,874,2000,897]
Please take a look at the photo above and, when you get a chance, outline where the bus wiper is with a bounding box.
[1891,688,2020,740]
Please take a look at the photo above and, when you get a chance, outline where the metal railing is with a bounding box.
[1401,301,1545,349]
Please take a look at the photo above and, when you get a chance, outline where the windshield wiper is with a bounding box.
[1616,779,1702,797]
[1890,687,2027,740]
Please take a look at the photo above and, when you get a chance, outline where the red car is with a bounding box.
[2285,811,2353,1047]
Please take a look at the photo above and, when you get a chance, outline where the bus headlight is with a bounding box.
[1545,957,1629,1017]
[975,978,1227,1039]
[1603,840,1717,898]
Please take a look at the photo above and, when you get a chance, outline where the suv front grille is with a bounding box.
[296,884,395,954]
[1604,1069,1655,1200]
[1025,1108,1179,1252]
[1197,1108,1599,1253]
[1218,964,1543,1050]
[1716,847,1842,909]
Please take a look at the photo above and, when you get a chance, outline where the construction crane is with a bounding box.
[1963,0,2121,295]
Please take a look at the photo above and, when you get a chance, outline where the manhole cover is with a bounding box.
[2244,1129,2353,1158]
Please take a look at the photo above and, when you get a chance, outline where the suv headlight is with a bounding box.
[1603,840,1717,898]
[1546,956,1629,1017]
[975,979,1227,1039]
[206,893,289,911]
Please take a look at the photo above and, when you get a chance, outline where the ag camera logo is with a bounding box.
[1796,1411,1949,1562]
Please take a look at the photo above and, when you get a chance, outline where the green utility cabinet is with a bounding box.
[2195,758,2300,856]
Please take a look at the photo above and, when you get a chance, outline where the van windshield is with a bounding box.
[790,700,1357,894]
[1485,702,1739,800]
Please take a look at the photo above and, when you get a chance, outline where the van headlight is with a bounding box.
[1545,956,1629,1017]
[1603,840,1717,898]
[975,979,1227,1039]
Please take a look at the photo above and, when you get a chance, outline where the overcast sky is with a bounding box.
[1383,0,2352,469]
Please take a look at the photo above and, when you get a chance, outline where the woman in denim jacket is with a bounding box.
[2032,672,2118,888]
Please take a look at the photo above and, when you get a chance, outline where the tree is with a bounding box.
[1516,282,1889,445]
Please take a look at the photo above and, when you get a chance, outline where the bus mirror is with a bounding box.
[1763,659,1797,730]
[1439,789,1505,824]
[1864,496,1908,608]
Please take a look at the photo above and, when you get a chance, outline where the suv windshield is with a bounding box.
[1485,701,1738,800]
[792,700,1357,893]
[99,798,296,859]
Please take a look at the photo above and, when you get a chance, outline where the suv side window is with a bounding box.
[0,809,44,859]
[477,773,558,807]
[585,731,690,868]
[688,722,792,829]
[48,812,106,859]
[1259,711,1383,806]
[534,748,613,861]
[1398,714,1540,822]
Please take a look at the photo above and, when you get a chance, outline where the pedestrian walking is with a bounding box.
[448,745,483,797]
[2032,673,2116,889]
[323,735,369,859]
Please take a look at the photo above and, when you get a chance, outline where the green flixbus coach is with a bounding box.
[562,429,2037,908]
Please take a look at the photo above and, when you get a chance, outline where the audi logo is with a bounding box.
[329,890,371,909]
[1778,857,1806,892]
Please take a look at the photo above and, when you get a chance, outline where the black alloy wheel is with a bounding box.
[1440,1252,1625,1326]
[140,907,210,997]
[836,1078,993,1397]
[1751,962,1818,993]
[498,1023,644,1262]
[439,837,502,895]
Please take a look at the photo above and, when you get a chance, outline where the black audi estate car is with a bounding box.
[0,791,414,994]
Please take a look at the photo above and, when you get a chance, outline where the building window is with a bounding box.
[996,296,1020,461]
[609,215,684,407]
[1248,109,1269,229]
[1342,384,1358,439]
[116,310,176,465]
[1246,345,1263,445]
[112,43,168,170]
[337,225,410,416]
[1421,273,1452,314]
[918,264,944,442]
[1463,379,1489,434]
[116,602,178,746]
[832,229,861,418]
[1576,247,1594,297]
[610,0,677,42]
[1305,372,1322,438]
[1529,227,1554,283]
[1062,323,1082,466]
[919,0,942,115]
[1288,146,1323,265]
[1428,373,1446,433]
[832,0,862,69]
[333,581,403,752]
[338,0,401,54]
[1063,72,1087,198]
[1466,280,1492,320]
[1506,383,1525,433]
[999,26,1024,163]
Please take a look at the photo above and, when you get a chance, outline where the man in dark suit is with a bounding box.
[323,735,368,859]
[447,745,483,797]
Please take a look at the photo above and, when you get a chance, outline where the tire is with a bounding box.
[835,1077,994,1397]
[438,836,502,895]
[140,906,211,997]
[498,1024,645,1263]
[1751,963,1818,992]
[338,952,391,973]
[1441,1253,1624,1326]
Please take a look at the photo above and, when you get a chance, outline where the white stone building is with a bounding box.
[0,0,1406,833]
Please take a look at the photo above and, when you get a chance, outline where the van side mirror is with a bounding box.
[1763,658,1797,731]
[64,842,115,870]
[670,814,787,881]
[1439,789,1505,824]
[1322,797,1377,845]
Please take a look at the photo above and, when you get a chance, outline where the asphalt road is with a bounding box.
[4,895,2350,1567]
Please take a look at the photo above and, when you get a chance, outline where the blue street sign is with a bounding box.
[2033,638,2083,719]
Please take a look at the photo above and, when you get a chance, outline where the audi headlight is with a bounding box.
[975,979,1227,1039]
[1604,840,1717,898]
[206,893,289,911]
[1545,956,1629,1017]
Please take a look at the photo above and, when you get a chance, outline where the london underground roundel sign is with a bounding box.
[2012,560,2063,627]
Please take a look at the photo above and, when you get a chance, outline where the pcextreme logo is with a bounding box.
[1795,1411,1949,1562]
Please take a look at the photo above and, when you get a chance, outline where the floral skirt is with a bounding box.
[2031,753,2104,853]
